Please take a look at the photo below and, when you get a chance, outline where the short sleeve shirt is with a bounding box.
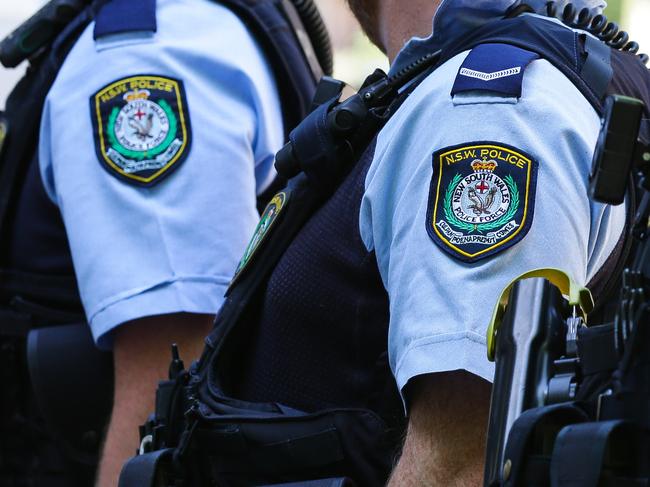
[359,19,625,397]
[39,0,284,349]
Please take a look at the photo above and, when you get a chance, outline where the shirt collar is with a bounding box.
[389,0,607,76]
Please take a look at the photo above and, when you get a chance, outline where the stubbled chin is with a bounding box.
[346,0,384,50]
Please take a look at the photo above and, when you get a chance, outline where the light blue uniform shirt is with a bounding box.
[359,0,624,398]
[39,0,283,349]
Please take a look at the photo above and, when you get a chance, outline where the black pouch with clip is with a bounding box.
[185,393,395,487]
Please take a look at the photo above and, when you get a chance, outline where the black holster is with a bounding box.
[0,317,112,487]
[27,322,113,463]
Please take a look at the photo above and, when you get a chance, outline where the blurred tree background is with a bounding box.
[606,0,624,20]
[0,0,648,103]
[314,0,387,87]
[316,0,647,88]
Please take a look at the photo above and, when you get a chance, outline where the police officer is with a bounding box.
[125,0,650,485]
[0,0,328,485]
[349,0,625,482]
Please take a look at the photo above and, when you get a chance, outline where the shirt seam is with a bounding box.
[88,274,231,322]
[394,330,487,378]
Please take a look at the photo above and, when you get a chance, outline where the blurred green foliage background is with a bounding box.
[317,0,646,88]
[606,0,624,20]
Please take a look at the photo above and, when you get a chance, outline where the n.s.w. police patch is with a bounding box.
[427,142,538,262]
[90,75,191,186]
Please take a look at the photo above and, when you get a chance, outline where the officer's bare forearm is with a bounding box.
[388,371,490,487]
[95,313,213,487]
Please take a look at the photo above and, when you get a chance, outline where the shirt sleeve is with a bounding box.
[359,52,626,399]
[38,0,284,349]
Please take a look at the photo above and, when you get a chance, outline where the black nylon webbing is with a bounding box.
[577,324,619,376]
[550,420,633,487]
[0,8,92,248]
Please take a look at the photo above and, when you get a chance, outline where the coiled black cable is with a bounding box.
[387,50,440,88]
[291,0,334,76]
[545,1,648,65]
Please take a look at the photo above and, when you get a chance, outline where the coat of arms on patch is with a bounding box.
[91,75,191,186]
[427,142,538,262]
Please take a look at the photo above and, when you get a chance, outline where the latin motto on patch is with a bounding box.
[90,75,192,186]
[426,142,538,263]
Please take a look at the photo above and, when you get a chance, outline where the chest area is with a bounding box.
[266,141,383,300]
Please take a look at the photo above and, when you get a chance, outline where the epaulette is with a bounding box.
[451,43,540,98]
[94,0,157,39]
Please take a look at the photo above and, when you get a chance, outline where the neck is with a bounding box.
[379,0,442,63]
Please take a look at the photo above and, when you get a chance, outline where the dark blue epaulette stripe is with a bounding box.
[94,0,157,40]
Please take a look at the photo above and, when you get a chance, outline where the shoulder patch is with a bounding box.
[90,75,192,186]
[451,44,540,98]
[426,142,538,263]
[230,191,289,288]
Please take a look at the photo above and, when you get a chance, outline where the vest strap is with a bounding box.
[501,403,589,487]
[550,420,635,487]
[581,34,614,100]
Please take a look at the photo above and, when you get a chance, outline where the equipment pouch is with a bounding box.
[186,401,394,487]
